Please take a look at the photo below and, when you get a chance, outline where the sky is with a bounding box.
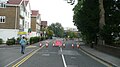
[30,0,77,28]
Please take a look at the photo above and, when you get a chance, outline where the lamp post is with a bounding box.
[55,26,57,37]
[66,0,75,5]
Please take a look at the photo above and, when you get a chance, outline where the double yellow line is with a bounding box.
[12,45,45,67]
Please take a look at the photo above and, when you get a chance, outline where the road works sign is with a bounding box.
[55,40,62,46]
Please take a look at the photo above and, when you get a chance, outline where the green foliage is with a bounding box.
[65,30,79,39]
[73,0,120,46]
[48,22,64,37]
[40,37,44,41]
[16,37,21,44]
[100,25,114,44]
[46,29,54,39]
[0,38,3,44]
[30,37,40,44]
[6,38,15,45]
[73,0,100,43]
[100,0,120,44]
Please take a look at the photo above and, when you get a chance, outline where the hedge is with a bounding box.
[6,38,15,45]
[0,38,3,44]
[30,37,40,44]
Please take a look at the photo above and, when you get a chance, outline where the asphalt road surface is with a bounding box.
[0,39,109,67]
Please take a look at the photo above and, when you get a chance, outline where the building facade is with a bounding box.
[40,21,47,37]
[31,10,41,37]
[0,0,31,42]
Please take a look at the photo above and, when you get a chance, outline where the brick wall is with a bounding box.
[95,45,120,58]
[31,17,36,32]
[0,6,20,29]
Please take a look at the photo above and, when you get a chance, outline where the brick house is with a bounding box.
[0,0,31,42]
[40,21,47,37]
[31,10,41,37]
[41,21,47,29]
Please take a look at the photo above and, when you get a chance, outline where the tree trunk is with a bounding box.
[98,0,105,45]
[99,0,105,29]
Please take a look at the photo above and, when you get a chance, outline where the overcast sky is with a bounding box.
[30,0,77,28]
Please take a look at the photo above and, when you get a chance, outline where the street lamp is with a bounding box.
[65,0,75,5]
[55,26,57,37]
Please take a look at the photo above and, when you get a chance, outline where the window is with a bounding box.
[0,16,6,23]
[0,3,6,8]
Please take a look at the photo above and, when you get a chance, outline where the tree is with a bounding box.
[48,23,64,37]
[73,0,120,46]
[99,0,105,29]
[66,30,79,38]
[46,29,54,39]
[73,0,100,44]
[100,0,120,45]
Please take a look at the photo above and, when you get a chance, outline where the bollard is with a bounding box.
[63,44,66,48]
[72,44,74,49]
[46,43,48,48]
[53,43,55,47]
[39,43,42,47]
[77,44,80,48]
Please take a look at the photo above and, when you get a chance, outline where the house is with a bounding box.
[23,0,32,38]
[31,10,41,37]
[41,21,47,29]
[0,0,31,42]
[40,21,47,37]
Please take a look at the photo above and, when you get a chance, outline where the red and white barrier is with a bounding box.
[46,43,48,48]
[72,44,74,48]
[77,44,80,48]
[39,43,42,47]
[63,44,66,48]
[53,43,55,47]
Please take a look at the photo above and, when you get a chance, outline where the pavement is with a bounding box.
[80,46,120,67]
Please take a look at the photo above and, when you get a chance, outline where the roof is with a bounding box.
[31,10,39,17]
[7,0,29,5]
[41,21,47,27]
[7,0,22,5]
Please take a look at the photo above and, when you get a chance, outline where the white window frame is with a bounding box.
[0,16,6,23]
[0,3,6,8]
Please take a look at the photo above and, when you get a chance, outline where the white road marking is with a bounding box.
[26,45,37,48]
[71,57,76,59]
[60,47,67,67]
[42,54,50,56]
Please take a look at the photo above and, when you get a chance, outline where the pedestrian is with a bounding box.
[19,36,27,54]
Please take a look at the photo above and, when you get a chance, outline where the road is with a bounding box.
[0,39,109,67]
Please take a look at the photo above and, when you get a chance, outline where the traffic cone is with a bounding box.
[53,43,55,47]
[77,44,80,48]
[39,43,42,47]
[46,43,48,48]
[72,44,74,48]
[63,44,65,48]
